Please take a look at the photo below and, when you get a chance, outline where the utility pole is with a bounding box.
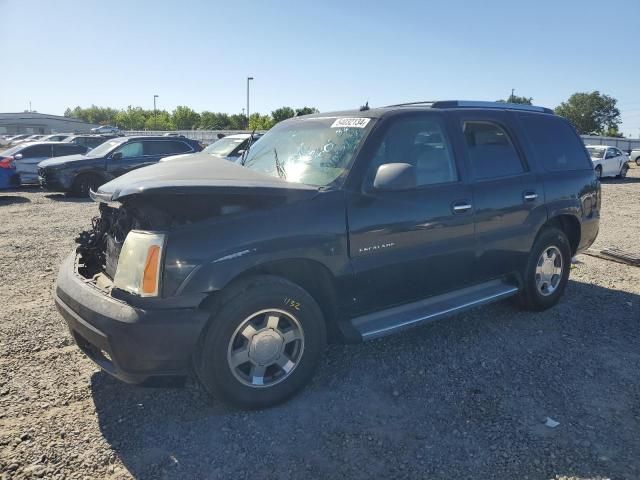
[28,101,32,112]
[153,94,159,130]
[510,88,515,102]
[246,77,254,129]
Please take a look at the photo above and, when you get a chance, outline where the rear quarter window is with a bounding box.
[519,114,591,171]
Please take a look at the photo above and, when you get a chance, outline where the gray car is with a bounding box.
[0,142,87,184]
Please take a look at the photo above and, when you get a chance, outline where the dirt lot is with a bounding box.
[1,169,639,480]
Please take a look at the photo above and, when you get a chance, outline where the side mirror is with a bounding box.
[111,152,123,161]
[373,163,416,191]
[14,153,23,160]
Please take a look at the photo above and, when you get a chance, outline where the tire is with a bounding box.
[71,174,101,197]
[195,275,326,409]
[635,158,640,167]
[617,164,629,178]
[595,165,602,179]
[517,227,571,311]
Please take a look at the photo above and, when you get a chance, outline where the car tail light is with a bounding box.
[0,156,15,169]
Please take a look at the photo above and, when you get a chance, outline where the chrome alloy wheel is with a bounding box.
[227,309,304,388]
[535,246,563,296]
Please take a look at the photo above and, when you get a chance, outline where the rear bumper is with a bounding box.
[55,253,209,383]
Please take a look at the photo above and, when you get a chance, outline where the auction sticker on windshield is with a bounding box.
[331,117,370,128]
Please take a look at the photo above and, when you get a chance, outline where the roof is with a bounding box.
[300,100,554,121]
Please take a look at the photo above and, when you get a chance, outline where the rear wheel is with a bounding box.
[635,158,640,167]
[195,275,326,409]
[617,163,629,178]
[595,165,602,179]
[71,173,101,197]
[517,227,571,311]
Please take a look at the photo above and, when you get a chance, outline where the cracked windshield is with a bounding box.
[243,117,373,186]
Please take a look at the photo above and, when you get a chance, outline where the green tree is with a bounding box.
[271,106,295,124]
[114,106,148,130]
[554,91,621,135]
[200,111,231,129]
[228,114,247,130]
[171,106,201,130]
[497,95,533,105]
[64,105,118,124]
[295,106,319,116]
[145,110,173,130]
[248,113,273,130]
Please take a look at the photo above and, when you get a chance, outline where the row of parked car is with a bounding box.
[0,125,635,196]
[0,132,261,194]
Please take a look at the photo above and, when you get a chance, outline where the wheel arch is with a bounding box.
[540,214,581,256]
[198,258,350,342]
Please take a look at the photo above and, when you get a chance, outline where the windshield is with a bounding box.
[242,117,373,186]
[204,137,247,157]
[586,147,605,159]
[86,139,126,157]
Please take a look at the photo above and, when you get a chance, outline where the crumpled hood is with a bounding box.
[38,154,89,168]
[94,154,318,202]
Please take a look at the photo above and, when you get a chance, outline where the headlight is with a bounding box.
[113,231,165,297]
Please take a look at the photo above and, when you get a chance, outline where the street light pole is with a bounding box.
[153,94,159,130]
[246,77,254,129]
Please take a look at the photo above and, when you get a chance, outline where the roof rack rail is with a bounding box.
[384,100,437,108]
[384,100,553,114]
[431,100,553,114]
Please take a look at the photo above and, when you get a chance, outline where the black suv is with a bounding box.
[38,135,202,196]
[54,101,600,408]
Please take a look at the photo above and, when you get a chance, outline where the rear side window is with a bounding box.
[21,144,53,158]
[519,115,591,171]
[463,121,524,180]
[53,144,84,156]
[144,140,193,155]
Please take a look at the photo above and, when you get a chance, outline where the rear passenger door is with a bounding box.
[450,111,544,281]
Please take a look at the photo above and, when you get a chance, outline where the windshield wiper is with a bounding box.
[274,148,286,180]
[240,129,256,166]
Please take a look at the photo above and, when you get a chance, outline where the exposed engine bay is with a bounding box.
[75,194,281,280]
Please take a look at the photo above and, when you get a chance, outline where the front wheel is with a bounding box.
[71,174,101,197]
[195,275,326,409]
[517,227,571,311]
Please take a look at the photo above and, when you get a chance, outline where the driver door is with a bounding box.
[346,113,475,315]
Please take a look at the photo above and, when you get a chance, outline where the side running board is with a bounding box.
[350,280,519,341]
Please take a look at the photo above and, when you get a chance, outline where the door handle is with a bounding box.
[452,202,472,213]
[523,192,538,202]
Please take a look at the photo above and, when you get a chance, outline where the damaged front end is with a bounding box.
[74,192,300,289]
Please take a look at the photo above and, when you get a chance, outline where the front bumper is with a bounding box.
[39,168,69,192]
[55,253,209,383]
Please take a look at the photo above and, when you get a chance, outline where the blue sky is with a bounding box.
[1,0,639,136]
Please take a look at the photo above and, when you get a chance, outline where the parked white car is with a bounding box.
[629,149,640,166]
[585,145,629,179]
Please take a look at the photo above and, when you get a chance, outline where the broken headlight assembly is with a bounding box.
[113,231,165,297]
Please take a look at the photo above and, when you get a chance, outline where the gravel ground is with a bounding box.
[1,168,639,480]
